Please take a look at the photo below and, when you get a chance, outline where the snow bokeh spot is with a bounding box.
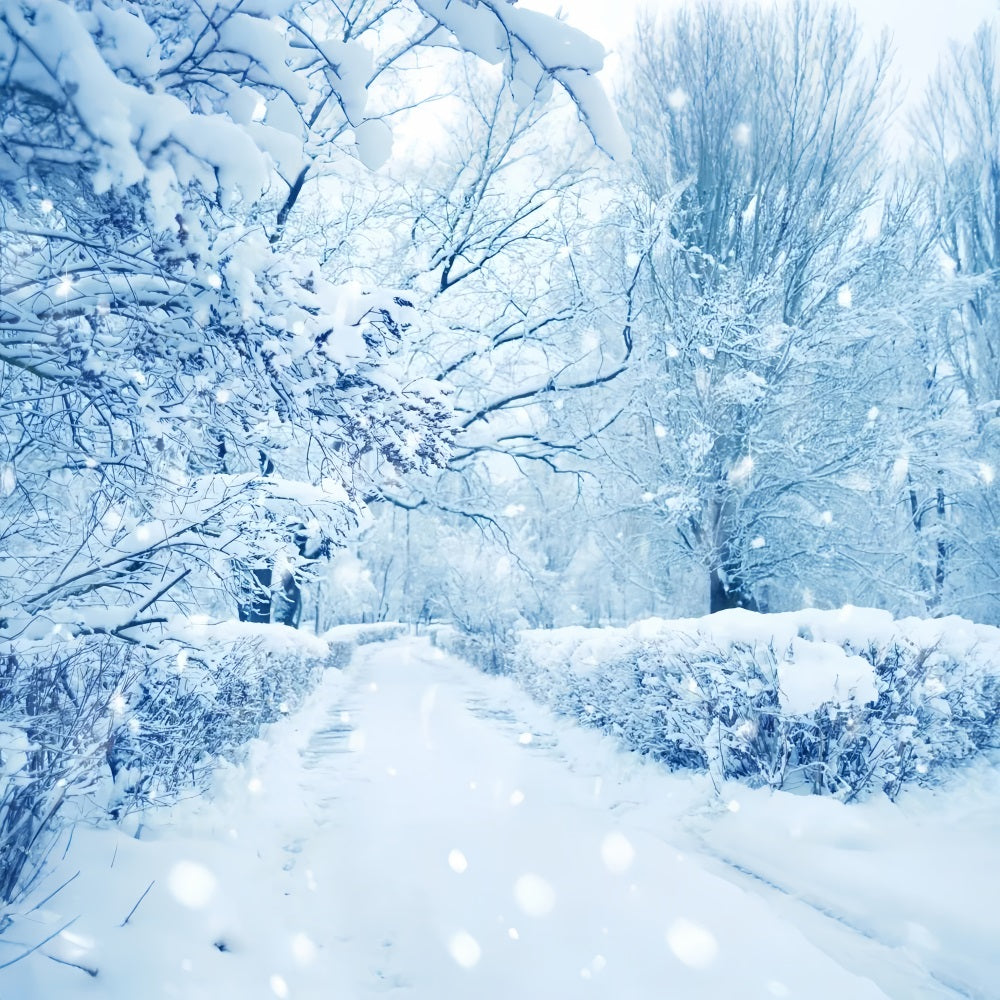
[168,861,217,909]
[666,918,718,968]
[247,777,264,795]
[666,87,689,110]
[509,789,525,806]
[518,732,533,745]
[514,874,556,917]
[767,980,791,997]
[447,931,482,968]
[600,831,635,874]
[269,973,289,998]
[448,849,468,874]
[291,931,317,964]
[728,455,754,483]
[58,929,94,960]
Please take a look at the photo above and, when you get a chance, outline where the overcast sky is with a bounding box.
[524,0,997,102]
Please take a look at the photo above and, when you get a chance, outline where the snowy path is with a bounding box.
[261,638,906,999]
[6,637,988,998]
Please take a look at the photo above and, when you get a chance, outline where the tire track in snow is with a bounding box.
[695,846,979,1000]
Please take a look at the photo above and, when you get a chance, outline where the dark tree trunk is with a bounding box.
[237,567,273,623]
[709,566,759,614]
[272,569,302,628]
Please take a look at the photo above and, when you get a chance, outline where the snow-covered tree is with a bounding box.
[914,19,1000,620]
[610,0,913,613]
[0,0,623,640]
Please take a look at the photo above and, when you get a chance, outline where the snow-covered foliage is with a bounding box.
[0,0,622,639]
[439,608,1000,801]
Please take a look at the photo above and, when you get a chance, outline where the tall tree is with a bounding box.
[914,19,1000,620]
[614,0,905,613]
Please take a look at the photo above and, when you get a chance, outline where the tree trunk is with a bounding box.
[272,568,302,628]
[709,566,759,613]
[237,566,273,623]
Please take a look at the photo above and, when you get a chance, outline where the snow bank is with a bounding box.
[440,608,1000,801]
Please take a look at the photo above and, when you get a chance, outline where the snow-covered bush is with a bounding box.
[0,639,134,905]
[323,622,409,647]
[0,621,339,906]
[104,621,337,820]
[468,609,1000,801]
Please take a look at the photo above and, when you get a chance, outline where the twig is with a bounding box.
[28,871,79,914]
[46,953,99,977]
[120,880,155,927]
[0,916,78,971]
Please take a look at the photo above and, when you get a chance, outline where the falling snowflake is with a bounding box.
[666,87,689,110]
[666,918,719,968]
[168,861,217,909]
[447,931,482,968]
[291,932,317,964]
[732,122,751,145]
[513,874,556,917]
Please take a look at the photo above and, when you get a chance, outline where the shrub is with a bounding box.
[448,609,1000,802]
[0,621,336,909]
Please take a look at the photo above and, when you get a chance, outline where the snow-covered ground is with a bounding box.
[3,637,997,998]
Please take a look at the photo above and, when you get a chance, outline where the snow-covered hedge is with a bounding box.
[430,621,515,677]
[0,621,350,907]
[443,609,1000,801]
[103,621,344,821]
[323,622,409,647]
